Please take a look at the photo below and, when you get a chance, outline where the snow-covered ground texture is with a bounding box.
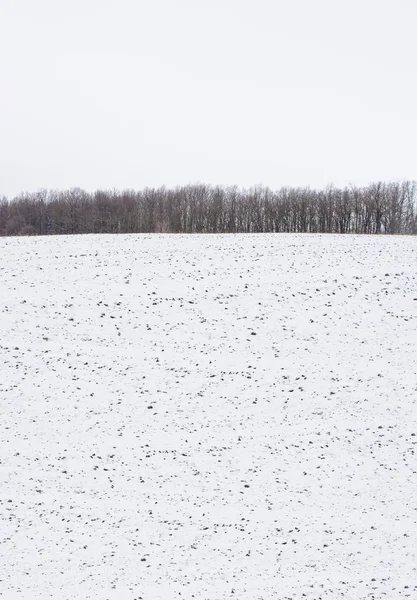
[0,233,416,600]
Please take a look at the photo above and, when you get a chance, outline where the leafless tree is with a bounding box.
[1,181,416,236]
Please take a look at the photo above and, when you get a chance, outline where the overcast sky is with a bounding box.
[1,0,416,197]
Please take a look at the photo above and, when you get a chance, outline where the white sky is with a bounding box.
[1,0,416,197]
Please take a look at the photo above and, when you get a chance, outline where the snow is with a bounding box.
[0,233,416,600]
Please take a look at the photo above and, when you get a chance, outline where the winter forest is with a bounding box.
[1,180,416,236]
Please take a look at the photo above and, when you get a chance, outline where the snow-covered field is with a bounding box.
[1,233,416,600]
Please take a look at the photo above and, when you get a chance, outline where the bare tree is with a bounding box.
[1,181,416,236]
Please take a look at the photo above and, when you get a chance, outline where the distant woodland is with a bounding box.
[1,181,416,236]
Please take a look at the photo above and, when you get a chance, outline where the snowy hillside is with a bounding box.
[0,233,416,600]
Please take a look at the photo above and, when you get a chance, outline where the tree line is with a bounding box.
[0,181,416,236]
